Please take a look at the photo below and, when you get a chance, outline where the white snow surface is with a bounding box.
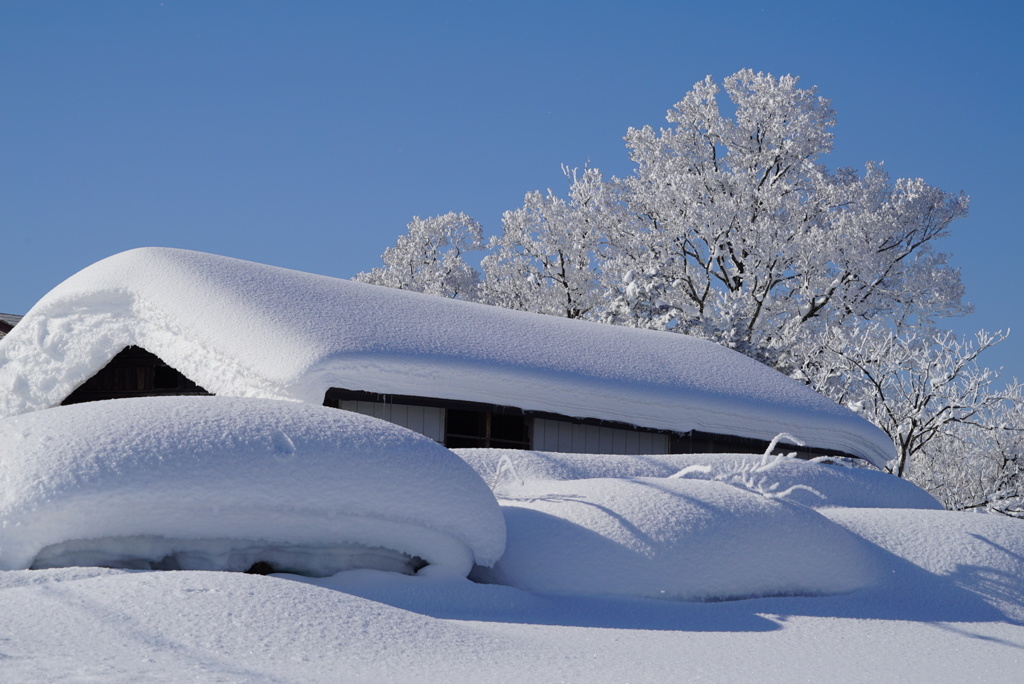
[821,506,1024,620]
[475,477,881,600]
[3,505,1024,683]
[4,250,1022,681]
[456,448,943,510]
[0,404,1022,680]
[0,247,894,466]
[0,396,505,574]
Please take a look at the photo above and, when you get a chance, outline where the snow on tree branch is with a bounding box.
[354,212,484,300]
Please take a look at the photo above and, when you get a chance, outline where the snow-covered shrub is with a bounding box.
[671,453,826,502]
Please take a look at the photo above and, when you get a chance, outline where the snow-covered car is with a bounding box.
[0,396,506,577]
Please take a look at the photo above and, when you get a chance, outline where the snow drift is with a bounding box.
[476,477,881,600]
[823,506,1024,580]
[0,396,505,575]
[456,448,942,510]
[0,247,894,466]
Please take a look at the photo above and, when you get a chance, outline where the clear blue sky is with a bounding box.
[2,0,1021,379]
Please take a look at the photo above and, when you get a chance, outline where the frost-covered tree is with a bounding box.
[355,212,483,300]
[907,392,1024,516]
[360,69,1017,499]
[482,167,612,318]
[598,70,968,367]
[800,323,1018,477]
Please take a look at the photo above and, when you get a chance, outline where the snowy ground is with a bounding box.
[1,551,1022,683]
[1,398,1022,681]
[3,506,1023,682]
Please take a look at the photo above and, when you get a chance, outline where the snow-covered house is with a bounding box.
[0,248,895,467]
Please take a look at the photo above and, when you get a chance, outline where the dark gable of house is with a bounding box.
[0,313,23,338]
[61,346,210,405]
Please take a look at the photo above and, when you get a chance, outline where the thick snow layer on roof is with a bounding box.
[0,247,894,466]
[475,477,881,600]
[456,448,942,510]
[0,396,505,573]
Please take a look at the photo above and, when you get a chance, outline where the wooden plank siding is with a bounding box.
[322,387,857,460]
[532,418,670,455]
[334,399,446,444]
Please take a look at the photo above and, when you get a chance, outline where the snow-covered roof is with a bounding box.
[0,247,895,466]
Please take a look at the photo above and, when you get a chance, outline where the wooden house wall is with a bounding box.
[335,399,446,444]
[531,417,670,455]
[321,388,859,461]
[324,388,679,455]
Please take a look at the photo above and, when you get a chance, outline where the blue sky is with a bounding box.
[2,0,1021,379]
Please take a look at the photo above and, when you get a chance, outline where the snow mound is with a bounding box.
[476,477,880,600]
[457,449,941,510]
[822,507,1024,578]
[0,247,894,466]
[821,507,1024,621]
[0,396,505,575]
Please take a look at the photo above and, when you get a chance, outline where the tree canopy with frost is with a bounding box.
[482,166,610,319]
[477,70,969,369]
[354,212,484,300]
[602,71,969,362]
[359,69,1021,509]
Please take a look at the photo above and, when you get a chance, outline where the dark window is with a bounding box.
[153,364,182,389]
[445,409,485,447]
[489,412,530,448]
[445,409,530,449]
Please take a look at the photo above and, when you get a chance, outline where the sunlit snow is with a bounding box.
[457,447,943,510]
[0,396,505,575]
[0,247,894,466]
[475,476,881,600]
[1,249,1022,681]
[0,393,1021,679]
